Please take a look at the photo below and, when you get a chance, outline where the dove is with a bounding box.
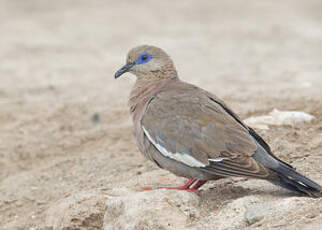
[114,45,322,197]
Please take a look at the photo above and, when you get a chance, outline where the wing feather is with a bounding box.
[141,82,270,178]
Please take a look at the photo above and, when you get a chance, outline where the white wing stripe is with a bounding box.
[142,126,206,168]
[208,157,228,162]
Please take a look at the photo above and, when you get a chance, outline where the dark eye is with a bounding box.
[141,55,148,61]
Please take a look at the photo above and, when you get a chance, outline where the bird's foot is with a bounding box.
[159,186,200,194]
[158,178,207,194]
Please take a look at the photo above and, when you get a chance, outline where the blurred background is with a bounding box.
[0,0,322,229]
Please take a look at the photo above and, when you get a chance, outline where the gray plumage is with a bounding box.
[115,45,322,197]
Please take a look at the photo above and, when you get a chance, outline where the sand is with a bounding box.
[0,0,321,229]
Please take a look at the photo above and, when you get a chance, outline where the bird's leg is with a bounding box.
[159,178,203,193]
[159,178,196,190]
[181,178,197,188]
[191,180,207,190]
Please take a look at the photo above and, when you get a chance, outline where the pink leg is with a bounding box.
[159,178,207,194]
[191,180,207,190]
[159,178,196,190]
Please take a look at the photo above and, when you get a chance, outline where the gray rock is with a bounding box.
[244,203,266,225]
[103,189,200,230]
[45,191,107,230]
[205,195,262,230]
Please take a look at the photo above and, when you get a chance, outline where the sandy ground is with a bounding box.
[0,0,321,229]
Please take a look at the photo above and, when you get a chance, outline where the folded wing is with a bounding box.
[141,84,270,178]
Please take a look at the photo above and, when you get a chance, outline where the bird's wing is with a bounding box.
[141,82,270,178]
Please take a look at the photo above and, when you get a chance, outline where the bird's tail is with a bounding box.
[269,162,322,197]
[253,148,322,197]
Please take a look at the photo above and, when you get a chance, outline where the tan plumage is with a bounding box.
[115,45,322,196]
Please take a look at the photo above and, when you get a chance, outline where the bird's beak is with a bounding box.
[114,62,135,79]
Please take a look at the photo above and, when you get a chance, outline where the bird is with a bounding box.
[114,45,322,197]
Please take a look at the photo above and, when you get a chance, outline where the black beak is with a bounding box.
[114,62,135,79]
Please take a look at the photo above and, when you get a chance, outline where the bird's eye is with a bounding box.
[136,52,152,65]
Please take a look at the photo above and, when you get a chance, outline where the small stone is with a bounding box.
[244,204,266,225]
[91,113,100,124]
[244,109,315,130]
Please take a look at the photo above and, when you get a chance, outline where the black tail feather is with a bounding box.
[270,162,322,197]
[253,146,322,197]
[270,173,322,197]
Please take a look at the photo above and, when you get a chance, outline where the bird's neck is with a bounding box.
[128,77,177,121]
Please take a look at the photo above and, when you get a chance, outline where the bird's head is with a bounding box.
[114,45,177,80]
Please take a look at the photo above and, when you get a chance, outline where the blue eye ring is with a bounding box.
[136,52,152,65]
